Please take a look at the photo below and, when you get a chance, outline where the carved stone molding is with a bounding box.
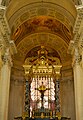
[68,40,74,54]
[68,6,83,66]
[78,30,83,51]
[0,6,17,54]
[68,6,83,51]
[72,48,82,66]
[1,0,11,6]
[0,38,5,67]
[2,48,13,66]
[73,6,83,34]
[0,6,10,45]
[0,6,17,69]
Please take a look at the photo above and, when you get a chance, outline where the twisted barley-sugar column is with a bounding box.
[54,65,62,119]
[55,73,61,118]
[24,76,31,117]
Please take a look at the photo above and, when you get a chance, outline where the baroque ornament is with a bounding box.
[2,48,13,66]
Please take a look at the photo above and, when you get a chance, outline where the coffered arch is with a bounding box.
[12,33,72,67]
[6,0,77,46]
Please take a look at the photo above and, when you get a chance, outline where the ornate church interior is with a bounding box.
[0,0,83,120]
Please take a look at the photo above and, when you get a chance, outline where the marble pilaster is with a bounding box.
[0,6,17,120]
[0,48,12,120]
[73,48,83,120]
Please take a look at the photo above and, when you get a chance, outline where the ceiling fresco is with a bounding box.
[11,17,72,46]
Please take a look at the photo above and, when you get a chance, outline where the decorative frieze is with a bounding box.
[0,6,10,46]
[0,6,17,70]
[68,6,83,49]
[0,6,17,55]
[73,5,83,33]
[68,6,83,67]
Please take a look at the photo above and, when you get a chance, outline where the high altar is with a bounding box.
[15,47,70,120]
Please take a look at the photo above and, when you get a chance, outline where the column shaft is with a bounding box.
[24,80,30,117]
[0,48,12,120]
[0,63,11,120]
[55,79,60,113]
[74,63,83,120]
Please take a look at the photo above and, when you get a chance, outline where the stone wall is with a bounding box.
[8,66,75,120]
[8,66,25,120]
[60,67,76,120]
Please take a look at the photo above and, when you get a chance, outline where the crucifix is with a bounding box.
[35,82,50,108]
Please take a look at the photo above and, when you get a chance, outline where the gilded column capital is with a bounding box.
[55,73,61,80]
[25,75,32,84]
[54,65,62,80]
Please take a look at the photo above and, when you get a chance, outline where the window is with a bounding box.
[31,76,55,110]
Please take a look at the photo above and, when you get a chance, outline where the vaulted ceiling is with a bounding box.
[6,0,77,67]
